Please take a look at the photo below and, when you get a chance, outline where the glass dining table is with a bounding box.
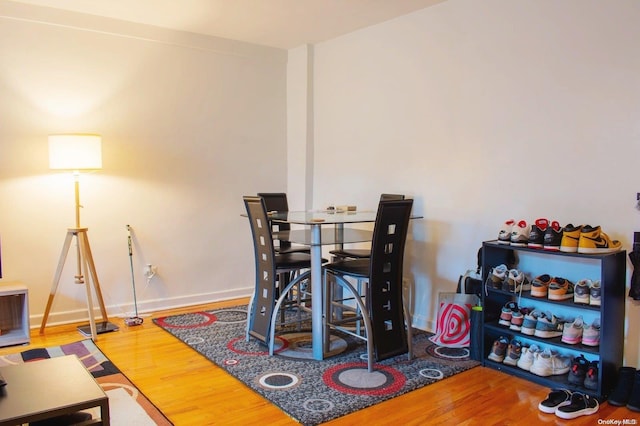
[268,210,416,361]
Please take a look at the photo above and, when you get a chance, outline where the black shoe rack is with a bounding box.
[480,240,626,400]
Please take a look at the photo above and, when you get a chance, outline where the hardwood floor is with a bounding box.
[1,298,635,425]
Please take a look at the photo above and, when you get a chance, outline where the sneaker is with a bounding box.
[589,280,601,306]
[543,221,562,251]
[501,272,511,292]
[506,269,531,292]
[534,311,564,338]
[555,392,599,419]
[560,224,583,253]
[489,264,508,289]
[561,316,584,345]
[568,355,590,385]
[553,353,573,375]
[574,279,592,305]
[531,274,551,298]
[548,277,574,301]
[499,301,519,326]
[510,220,530,247]
[516,344,541,371]
[538,389,572,414]
[503,339,523,366]
[582,318,600,346]
[528,218,548,249]
[521,310,543,335]
[488,336,509,362]
[509,308,529,331]
[530,348,571,376]
[498,219,515,244]
[578,225,622,254]
[584,361,599,390]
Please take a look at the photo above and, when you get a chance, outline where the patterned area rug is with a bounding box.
[154,306,479,425]
[0,340,172,425]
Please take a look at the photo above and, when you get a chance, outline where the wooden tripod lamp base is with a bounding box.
[39,228,118,340]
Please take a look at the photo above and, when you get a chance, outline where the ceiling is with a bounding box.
[13,0,446,49]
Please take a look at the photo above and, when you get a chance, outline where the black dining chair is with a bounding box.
[257,192,310,255]
[243,196,316,346]
[323,198,414,371]
[329,193,405,260]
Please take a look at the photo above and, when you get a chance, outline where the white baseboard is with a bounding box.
[32,287,253,328]
[411,314,433,334]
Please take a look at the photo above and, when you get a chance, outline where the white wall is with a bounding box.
[0,2,287,324]
[286,45,313,211]
[307,0,640,365]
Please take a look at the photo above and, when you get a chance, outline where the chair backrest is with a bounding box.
[243,196,278,343]
[258,192,294,250]
[258,192,292,232]
[379,193,405,201]
[368,198,414,360]
[257,192,289,212]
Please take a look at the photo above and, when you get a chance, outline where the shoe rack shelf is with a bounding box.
[480,240,626,400]
[0,281,30,347]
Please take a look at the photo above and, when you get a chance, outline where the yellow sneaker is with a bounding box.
[578,225,622,254]
[560,224,582,253]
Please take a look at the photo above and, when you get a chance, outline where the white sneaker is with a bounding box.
[530,348,571,377]
[510,220,530,246]
[516,344,541,371]
[498,219,515,244]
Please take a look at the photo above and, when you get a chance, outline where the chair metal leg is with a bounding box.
[403,293,413,361]
[245,292,256,342]
[268,271,311,355]
[325,272,375,372]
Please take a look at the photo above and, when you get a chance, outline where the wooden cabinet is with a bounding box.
[0,282,30,347]
[481,241,626,399]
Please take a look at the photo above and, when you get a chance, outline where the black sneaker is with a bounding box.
[584,361,599,390]
[543,221,562,251]
[555,392,599,419]
[528,218,548,249]
[567,355,589,385]
[538,388,572,414]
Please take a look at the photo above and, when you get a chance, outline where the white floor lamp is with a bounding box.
[39,134,118,340]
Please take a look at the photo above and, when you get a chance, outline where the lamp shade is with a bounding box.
[48,134,102,170]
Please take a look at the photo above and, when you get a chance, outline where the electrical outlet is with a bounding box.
[143,264,157,279]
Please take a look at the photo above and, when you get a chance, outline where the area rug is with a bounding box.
[154,306,479,425]
[0,340,172,425]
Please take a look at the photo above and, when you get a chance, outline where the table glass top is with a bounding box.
[277,228,373,246]
[268,210,378,225]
